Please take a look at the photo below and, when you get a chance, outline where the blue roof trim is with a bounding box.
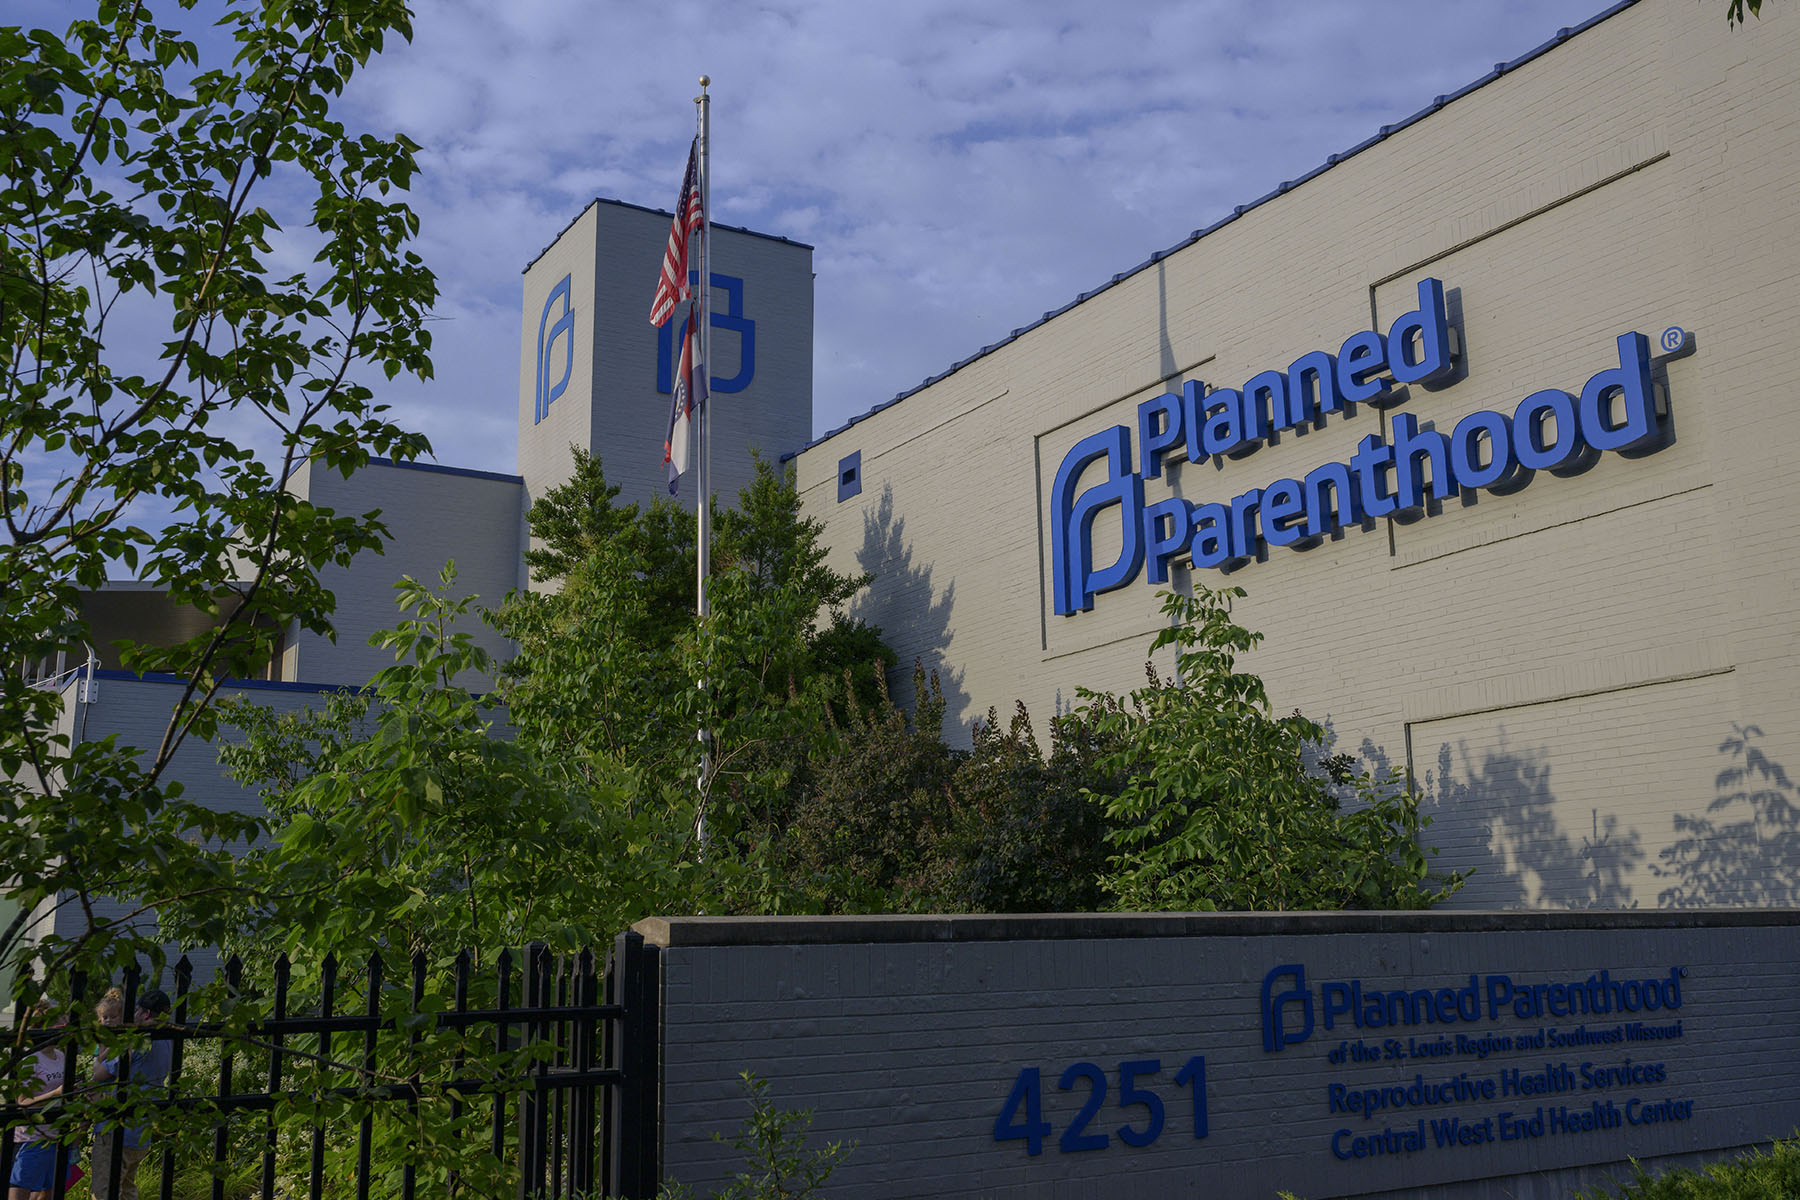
[368,457,523,485]
[90,668,364,696]
[525,196,814,274]
[781,0,1638,464]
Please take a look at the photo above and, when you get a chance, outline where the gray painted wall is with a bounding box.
[285,457,524,689]
[645,912,1800,1200]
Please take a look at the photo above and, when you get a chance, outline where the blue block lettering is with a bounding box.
[1138,391,1184,478]
[1579,332,1659,451]
[994,1068,1051,1156]
[1388,277,1455,385]
[1337,329,1391,405]
[1514,389,1583,470]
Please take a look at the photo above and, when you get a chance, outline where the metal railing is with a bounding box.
[19,647,97,697]
[0,933,659,1199]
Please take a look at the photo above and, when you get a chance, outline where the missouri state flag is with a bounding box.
[663,303,706,494]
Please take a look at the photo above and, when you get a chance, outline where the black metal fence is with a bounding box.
[0,932,659,1200]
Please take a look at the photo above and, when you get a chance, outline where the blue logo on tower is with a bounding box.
[658,272,756,395]
[535,274,574,425]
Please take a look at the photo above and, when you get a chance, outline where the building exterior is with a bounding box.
[518,198,815,549]
[25,204,816,953]
[33,0,1799,943]
[278,457,528,689]
[786,0,1800,910]
[17,2,1797,1192]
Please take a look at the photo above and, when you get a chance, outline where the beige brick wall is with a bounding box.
[795,0,1800,909]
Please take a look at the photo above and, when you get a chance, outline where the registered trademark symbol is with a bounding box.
[1660,326,1686,353]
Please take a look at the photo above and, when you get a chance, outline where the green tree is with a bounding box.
[188,569,699,1197]
[497,452,892,913]
[932,700,1118,913]
[778,665,961,912]
[197,567,677,969]
[1087,587,1465,912]
[501,455,694,794]
[0,0,432,989]
[0,1,462,1188]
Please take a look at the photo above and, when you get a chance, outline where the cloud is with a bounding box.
[16,0,1616,481]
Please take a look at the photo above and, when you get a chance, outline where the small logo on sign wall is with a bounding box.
[1262,963,1314,1052]
[535,274,574,425]
[1660,326,1686,354]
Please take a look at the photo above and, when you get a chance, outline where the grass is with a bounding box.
[55,1161,259,1200]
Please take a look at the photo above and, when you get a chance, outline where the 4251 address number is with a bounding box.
[993,1056,1208,1156]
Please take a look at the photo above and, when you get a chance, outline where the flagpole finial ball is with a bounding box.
[699,74,710,88]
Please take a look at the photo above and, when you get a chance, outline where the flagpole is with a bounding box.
[695,76,713,849]
[696,79,711,620]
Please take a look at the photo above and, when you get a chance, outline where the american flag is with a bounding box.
[648,140,703,328]
[663,302,705,494]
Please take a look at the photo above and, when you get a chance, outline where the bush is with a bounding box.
[1576,1137,1800,1198]
[1085,586,1465,912]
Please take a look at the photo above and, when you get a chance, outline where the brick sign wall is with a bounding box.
[642,912,1800,1200]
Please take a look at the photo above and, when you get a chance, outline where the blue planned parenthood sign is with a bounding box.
[1050,280,1683,615]
[643,912,1800,1200]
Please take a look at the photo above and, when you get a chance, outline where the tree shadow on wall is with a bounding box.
[851,484,969,732]
[1412,738,1643,909]
[1654,724,1800,906]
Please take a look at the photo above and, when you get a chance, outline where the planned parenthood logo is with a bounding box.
[534,274,574,425]
[658,272,756,395]
[1263,964,1316,1052]
[1049,279,1674,615]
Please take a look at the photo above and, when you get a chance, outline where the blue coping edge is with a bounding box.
[524,196,814,275]
[366,457,523,485]
[780,0,1642,464]
[88,668,363,696]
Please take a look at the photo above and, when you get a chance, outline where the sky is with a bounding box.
[20,0,1623,479]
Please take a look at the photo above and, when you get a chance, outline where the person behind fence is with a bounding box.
[88,989,171,1200]
[20,989,129,1196]
[95,989,123,1030]
[8,998,67,1200]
